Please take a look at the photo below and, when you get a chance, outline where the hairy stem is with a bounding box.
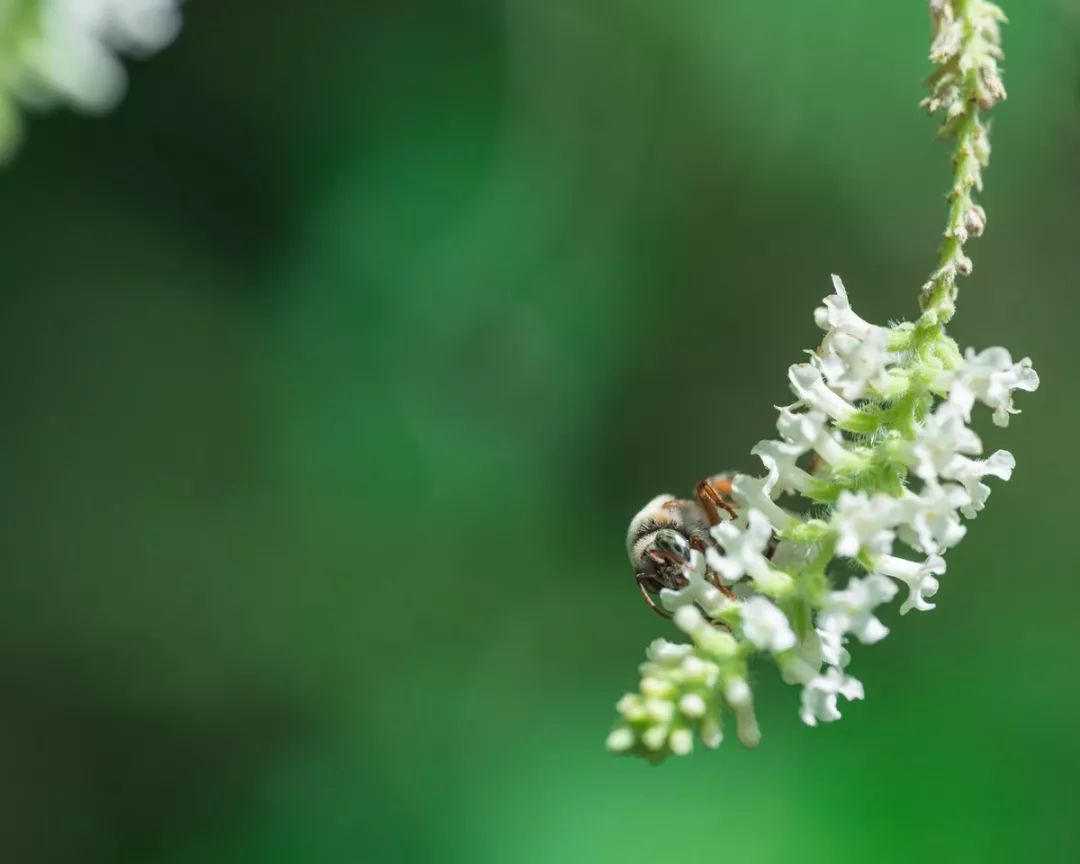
[918,0,1007,327]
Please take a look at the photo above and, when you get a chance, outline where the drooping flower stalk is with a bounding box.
[607,0,1038,761]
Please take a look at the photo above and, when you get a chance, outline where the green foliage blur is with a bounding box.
[1,1,1077,861]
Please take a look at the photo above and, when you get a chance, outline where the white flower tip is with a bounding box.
[640,676,673,699]
[900,597,936,616]
[840,677,865,702]
[678,693,707,718]
[644,698,675,724]
[737,722,762,748]
[830,273,847,297]
[725,678,751,707]
[700,719,723,749]
[858,618,890,645]
[673,605,703,633]
[681,655,709,679]
[789,363,821,389]
[985,450,1016,480]
[669,728,694,756]
[641,725,668,752]
[606,727,634,752]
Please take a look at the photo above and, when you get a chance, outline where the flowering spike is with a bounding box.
[608,2,1037,760]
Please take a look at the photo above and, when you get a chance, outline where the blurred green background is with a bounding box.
[0,1,1077,862]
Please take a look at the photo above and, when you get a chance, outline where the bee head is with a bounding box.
[632,527,691,595]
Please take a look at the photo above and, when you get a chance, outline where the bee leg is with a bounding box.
[703,568,740,602]
[636,575,672,620]
[695,476,738,527]
[699,475,781,561]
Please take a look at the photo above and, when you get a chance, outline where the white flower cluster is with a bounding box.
[0,0,182,159]
[608,276,1037,758]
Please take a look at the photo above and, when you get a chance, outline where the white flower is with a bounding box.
[668,728,693,756]
[725,677,761,748]
[606,726,635,752]
[898,481,969,554]
[611,268,1036,757]
[646,638,693,667]
[908,403,983,482]
[818,574,898,644]
[775,407,853,468]
[814,275,880,341]
[751,438,816,497]
[775,407,828,449]
[780,632,823,685]
[730,474,797,532]
[946,347,1039,427]
[672,605,739,658]
[11,0,182,113]
[817,628,851,669]
[799,667,865,726]
[875,554,946,614]
[831,491,900,558]
[788,363,857,423]
[816,326,893,402]
[707,508,791,595]
[678,693,707,718]
[659,549,731,618]
[739,597,797,653]
[939,449,1015,518]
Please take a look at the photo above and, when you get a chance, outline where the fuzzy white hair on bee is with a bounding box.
[626,493,714,619]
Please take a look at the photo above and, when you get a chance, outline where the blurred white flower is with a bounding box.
[800,667,865,727]
[17,0,182,112]
[1,0,182,160]
[817,628,850,669]
[739,597,797,653]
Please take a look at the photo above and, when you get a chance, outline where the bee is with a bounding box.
[627,475,741,619]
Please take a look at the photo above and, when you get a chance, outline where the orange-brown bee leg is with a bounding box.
[636,576,672,620]
[703,570,740,602]
[695,476,738,527]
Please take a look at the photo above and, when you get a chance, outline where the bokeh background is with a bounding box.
[1,1,1077,862]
